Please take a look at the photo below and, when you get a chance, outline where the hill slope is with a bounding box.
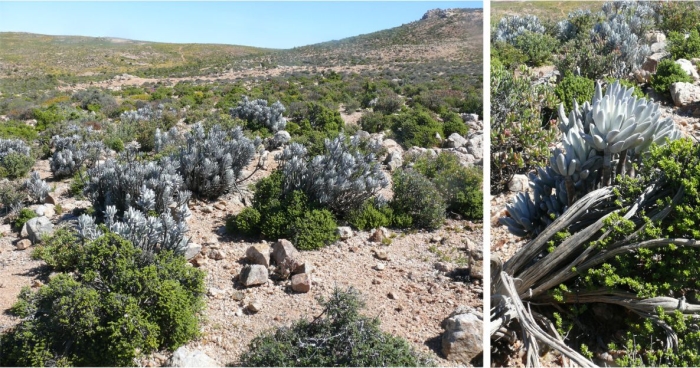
[0,32,268,78]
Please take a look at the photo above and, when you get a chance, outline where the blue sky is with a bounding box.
[0,1,481,49]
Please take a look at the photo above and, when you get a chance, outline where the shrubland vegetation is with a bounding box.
[0,7,482,366]
[492,2,700,366]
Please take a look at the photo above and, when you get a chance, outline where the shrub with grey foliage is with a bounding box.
[154,126,182,153]
[230,96,287,132]
[174,123,260,199]
[50,130,105,178]
[0,138,33,179]
[24,171,50,204]
[493,15,545,44]
[84,150,190,219]
[276,134,389,215]
[77,205,189,256]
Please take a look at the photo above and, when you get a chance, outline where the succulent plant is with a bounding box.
[501,80,681,236]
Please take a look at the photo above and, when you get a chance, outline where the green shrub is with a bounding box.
[413,153,482,220]
[238,172,340,250]
[14,208,37,230]
[373,93,403,114]
[240,287,433,367]
[0,231,205,367]
[104,136,125,152]
[32,104,65,131]
[69,170,87,198]
[442,111,468,137]
[554,72,596,113]
[0,120,38,142]
[291,208,339,250]
[650,59,693,96]
[0,151,34,179]
[359,111,389,133]
[226,207,261,236]
[491,41,528,69]
[513,31,559,67]
[0,181,25,215]
[391,169,446,230]
[658,1,700,34]
[346,200,393,231]
[390,109,443,148]
[491,62,558,193]
[668,29,700,60]
[556,37,617,80]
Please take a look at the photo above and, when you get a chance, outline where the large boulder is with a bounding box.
[271,239,303,277]
[23,216,54,244]
[676,59,700,80]
[670,82,700,107]
[466,134,483,160]
[442,307,482,364]
[169,346,220,367]
[184,242,202,260]
[384,151,403,171]
[508,174,529,192]
[240,264,269,287]
[291,273,311,293]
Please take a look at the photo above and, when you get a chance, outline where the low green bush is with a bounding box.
[650,59,693,96]
[239,287,433,367]
[491,41,528,69]
[513,31,559,67]
[554,72,595,113]
[390,109,443,148]
[230,172,339,250]
[442,111,468,137]
[668,29,700,60]
[14,208,37,230]
[658,1,700,34]
[391,169,446,230]
[0,151,34,179]
[346,200,393,231]
[359,111,389,133]
[0,231,205,367]
[413,153,482,220]
[0,120,38,142]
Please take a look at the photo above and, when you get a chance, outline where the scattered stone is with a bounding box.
[32,280,43,288]
[442,307,483,364]
[388,291,400,300]
[430,235,443,243]
[434,262,451,273]
[184,242,202,260]
[671,82,700,107]
[376,263,386,271]
[169,346,220,367]
[208,248,226,260]
[191,255,208,267]
[466,134,483,160]
[445,133,468,148]
[470,260,484,280]
[337,226,353,240]
[246,243,271,267]
[24,216,54,244]
[204,236,219,247]
[372,278,381,285]
[271,239,304,277]
[247,301,262,313]
[231,290,245,301]
[384,151,403,171]
[207,287,225,298]
[234,308,244,317]
[508,174,529,192]
[44,194,57,205]
[642,52,666,74]
[15,239,31,250]
[374,249,389,261]
[369,228,385,243]
[295,262,314,275]
[201,205,214,214]
[650,41,666,53]
[214,202,227,211]
[291,273,311,293]
[349,246,359,253]
[240,264,269,287]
